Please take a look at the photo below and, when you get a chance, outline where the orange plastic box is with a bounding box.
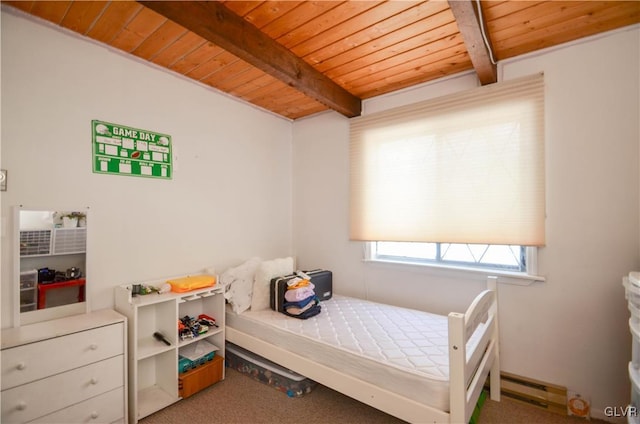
[167,275,216,293]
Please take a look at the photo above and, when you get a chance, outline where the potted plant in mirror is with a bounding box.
[76,212,87,227]
[61,212,85,228]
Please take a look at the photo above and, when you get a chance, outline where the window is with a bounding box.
[372,241,528,272]
[349,74,545,248]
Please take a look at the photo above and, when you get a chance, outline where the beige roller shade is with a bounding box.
[349,74,545,246]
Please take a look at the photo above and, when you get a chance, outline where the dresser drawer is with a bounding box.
[29,387,124,424]
[1,322,123,390]
[1,356,124,423]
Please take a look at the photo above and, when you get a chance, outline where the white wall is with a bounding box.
[1,9,293,327]
[293,26,640,420]
[3,5,639,420]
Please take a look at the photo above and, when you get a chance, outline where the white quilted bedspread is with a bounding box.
[227,294,455,411]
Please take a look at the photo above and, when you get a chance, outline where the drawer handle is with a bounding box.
[16,362,26,371]
[90,377,98,385]
[90,411,99,419]
[16,401,27,411]
[89,343,98,351]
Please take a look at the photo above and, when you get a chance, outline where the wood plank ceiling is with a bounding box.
[3,1,640,120]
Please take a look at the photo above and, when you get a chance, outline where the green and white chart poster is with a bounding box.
[92,120,172,179]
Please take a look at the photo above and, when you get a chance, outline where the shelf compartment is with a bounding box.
[136,300,176,358]
[138,337,175,361]
[137,350,178,420]
[137,384,178,420]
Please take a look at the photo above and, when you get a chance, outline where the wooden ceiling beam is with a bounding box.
[138,1,361,118]
[448,0,497,85]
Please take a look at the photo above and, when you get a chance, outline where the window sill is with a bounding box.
[363,258,545,286]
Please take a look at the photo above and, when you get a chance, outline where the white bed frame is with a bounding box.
[225,277,500,424]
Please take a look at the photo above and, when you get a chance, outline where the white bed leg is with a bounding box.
[487,276,501,402]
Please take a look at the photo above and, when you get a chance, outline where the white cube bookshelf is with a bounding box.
[115,277,225,423]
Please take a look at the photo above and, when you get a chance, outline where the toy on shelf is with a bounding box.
[178,314,218,341]
[131,282,171,296]
[198,313,219,328]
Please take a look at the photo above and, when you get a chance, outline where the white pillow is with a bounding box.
[220,257,261,314]
[251,257,294,311]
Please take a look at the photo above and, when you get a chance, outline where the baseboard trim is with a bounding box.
[486,372,568,416]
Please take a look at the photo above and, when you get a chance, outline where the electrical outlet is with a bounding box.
[0,169,6,191]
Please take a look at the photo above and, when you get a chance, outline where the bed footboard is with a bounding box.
[448,276,500,423]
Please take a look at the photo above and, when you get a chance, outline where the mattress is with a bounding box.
[226,294,457,411]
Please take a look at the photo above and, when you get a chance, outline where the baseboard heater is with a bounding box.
[485,372,568,415]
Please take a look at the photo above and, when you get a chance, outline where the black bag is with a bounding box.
[270,269,333,313]
[283,296,322,320]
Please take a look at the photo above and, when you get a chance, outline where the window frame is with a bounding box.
[365,241,544,284]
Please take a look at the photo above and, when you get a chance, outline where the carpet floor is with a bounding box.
[139,367,608,424]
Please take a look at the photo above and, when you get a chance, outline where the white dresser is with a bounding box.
[1,309,127,424]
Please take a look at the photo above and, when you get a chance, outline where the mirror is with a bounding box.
[15,207,88,326]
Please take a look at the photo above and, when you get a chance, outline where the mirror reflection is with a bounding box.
[19,209,87,313]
